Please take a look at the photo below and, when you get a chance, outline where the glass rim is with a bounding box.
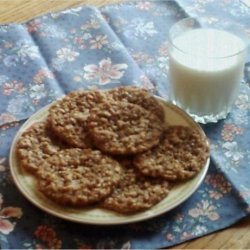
[169,17,247,59]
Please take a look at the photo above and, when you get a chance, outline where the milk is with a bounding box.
[169,28,246,123]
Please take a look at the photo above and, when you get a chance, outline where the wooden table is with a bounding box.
[1,0,250,249]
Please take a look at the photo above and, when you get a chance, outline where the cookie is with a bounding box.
[108,86,165,121]
[134,126,209,181]
[101,160,170,214]
[87,101,163,155]
[37,148,123,206]
[47,90,106,148]
[16,121,65,174]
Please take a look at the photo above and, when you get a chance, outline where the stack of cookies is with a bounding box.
[16,86,209,214]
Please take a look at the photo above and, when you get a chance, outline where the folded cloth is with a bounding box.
[0,1,250,249]
[0,6,150,126]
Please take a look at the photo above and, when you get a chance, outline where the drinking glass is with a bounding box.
[168,18,248,123]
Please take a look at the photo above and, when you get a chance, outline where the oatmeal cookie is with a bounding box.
[16,121,65,174]
[88,101,164,155]
[101,161,170,214]
[108,86,165,121]
[47,90,106,148]
[134,126,209,181]
[37,148,123,206]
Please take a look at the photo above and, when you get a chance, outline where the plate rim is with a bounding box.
[9,97,210,225]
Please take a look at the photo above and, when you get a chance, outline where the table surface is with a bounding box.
[0,0,250,249]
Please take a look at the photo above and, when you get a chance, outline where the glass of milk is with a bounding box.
[168,18,248,123]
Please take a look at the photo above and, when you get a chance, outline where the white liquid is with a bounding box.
[169,28,246,123]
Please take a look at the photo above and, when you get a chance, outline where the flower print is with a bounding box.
[112,18,128,33]
[158,41,169,57]
[27,19,41,33]
[126,18,158,39]
[42,25,67,39]
[82,33,92,40]
[89,35,108,49]
[33,69,54,84]
[70,28,77,34]
[230,1,250,17]
[0,207,22,218]
[222,141,244,162]
[0,158,6,172]
[165,233,175,241]
[205,174,232,193]
[51,58,64,71]
[186,2,206,14]
[83,58,128,85]
[201,16,219,24]
[132,52,153,64]
[0,196,23,235]
[138,75,155,90]
[180,231,193,241]
[2,80,26,95]
[135,1,153,10]
[233,109,249,125]
[81,18,100,30]
[35,243,46,250]
[29,84,47,100]
[4,41,40,66]
[0,219,14,234]
[157,56,169,70]
[108,41,124,51]
[16,40,40,61]
[221,124,243,141]
[238,189,250,201]
[56,48,79,62]
[4,41,13,49]
[73,37,87,50]
[235,94,249,109]
[35,225,56,241]
[73,75,82,82]
[208,190,223,200]
[0,113,17,123]
[120,241,131,250]
[210,142,219,151]
[3,55,18,67]
[7,96,31,115]
[194,225,207,236]
[174,213,184,222]
[188,200,220,221]
[0,25,10,32]
[34,225,62,249]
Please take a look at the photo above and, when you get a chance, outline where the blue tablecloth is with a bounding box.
[0,0,249,249]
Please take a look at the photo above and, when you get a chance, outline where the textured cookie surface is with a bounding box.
[16,121,65,174]
[134,126,209,181]
[48,90,105,148]
[37,148,123,206]
[108,86,165,121]
[101,161,169,214]
[88,101,163,155]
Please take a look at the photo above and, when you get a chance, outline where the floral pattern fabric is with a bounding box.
[0,0,250,249]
